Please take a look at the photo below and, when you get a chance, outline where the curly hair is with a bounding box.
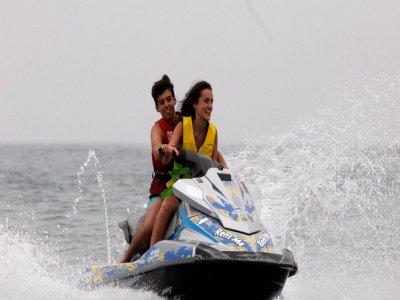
[179,81,212,118]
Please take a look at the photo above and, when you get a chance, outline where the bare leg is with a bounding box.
[120,199,162,263]
[150,195,179,246]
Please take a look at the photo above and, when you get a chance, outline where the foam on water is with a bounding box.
[227,76,400,299]
[0,224,162,300]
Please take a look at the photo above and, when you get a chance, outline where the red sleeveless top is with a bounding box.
[149,118,174,196]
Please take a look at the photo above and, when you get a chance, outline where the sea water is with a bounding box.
[1,77,400,299]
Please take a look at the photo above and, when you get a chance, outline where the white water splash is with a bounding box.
[74,149,112,265]
[0,224,163,300]
[227,76,400,300]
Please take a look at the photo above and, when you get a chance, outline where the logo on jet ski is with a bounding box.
[256,233,271,248]
[215,228,245,247]
[231,208,249,222]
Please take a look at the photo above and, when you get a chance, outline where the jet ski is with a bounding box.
[80,149,298,300]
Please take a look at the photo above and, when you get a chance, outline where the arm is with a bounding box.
[161,121,183,163]
[168,121,183,148]
[151,123,163,160]
[213,131,228,169]
[217,150,228,169]
[151,123,171,165]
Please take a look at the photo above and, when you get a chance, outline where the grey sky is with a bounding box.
[1,0,399,145]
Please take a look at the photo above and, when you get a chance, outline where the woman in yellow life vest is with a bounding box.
[150,80,227,246]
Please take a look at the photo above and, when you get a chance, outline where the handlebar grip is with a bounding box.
[173,148,186,164]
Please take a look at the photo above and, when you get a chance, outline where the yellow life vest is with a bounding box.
[161,116,217,199]
[182,116,216,158]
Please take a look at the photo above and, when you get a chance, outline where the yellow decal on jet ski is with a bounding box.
[81,262,140,287]
[224,182,239,198]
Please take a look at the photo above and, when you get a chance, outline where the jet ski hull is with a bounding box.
[120,250,297,300]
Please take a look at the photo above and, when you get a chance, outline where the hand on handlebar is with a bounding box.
[164,145,179,159]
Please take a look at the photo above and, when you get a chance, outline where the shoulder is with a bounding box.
[174,121,183,130]
[172,122,183,138]
[173,113,181,126]
[208,121,217,132]
[151,121,162,135]
[154,117,163,125]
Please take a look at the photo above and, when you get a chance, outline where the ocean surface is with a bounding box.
[1,77,400,299]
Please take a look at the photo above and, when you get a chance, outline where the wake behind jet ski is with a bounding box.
[80,149,298,299]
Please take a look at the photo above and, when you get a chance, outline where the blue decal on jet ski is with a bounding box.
[208,182,256,223]
[244,198,256,214]
[210,189,236,213]
[172,207,219,243]
[164,246,194,260]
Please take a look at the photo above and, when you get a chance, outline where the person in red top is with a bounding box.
[120,75,179,263]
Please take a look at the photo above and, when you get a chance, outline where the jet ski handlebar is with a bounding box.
[172,148,187,164]
[173,149,222,177]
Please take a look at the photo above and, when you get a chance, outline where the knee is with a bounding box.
[161,196,179,212]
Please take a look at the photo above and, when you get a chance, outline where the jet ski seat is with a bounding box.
[118,211,179,245]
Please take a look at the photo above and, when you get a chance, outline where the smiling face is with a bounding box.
[193,88,213,121]
[156,89,176,121]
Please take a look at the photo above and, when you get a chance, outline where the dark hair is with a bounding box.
[151,74,175,106]
[179,81,212,118]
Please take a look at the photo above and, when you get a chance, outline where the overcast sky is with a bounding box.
[1,0,399,145]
